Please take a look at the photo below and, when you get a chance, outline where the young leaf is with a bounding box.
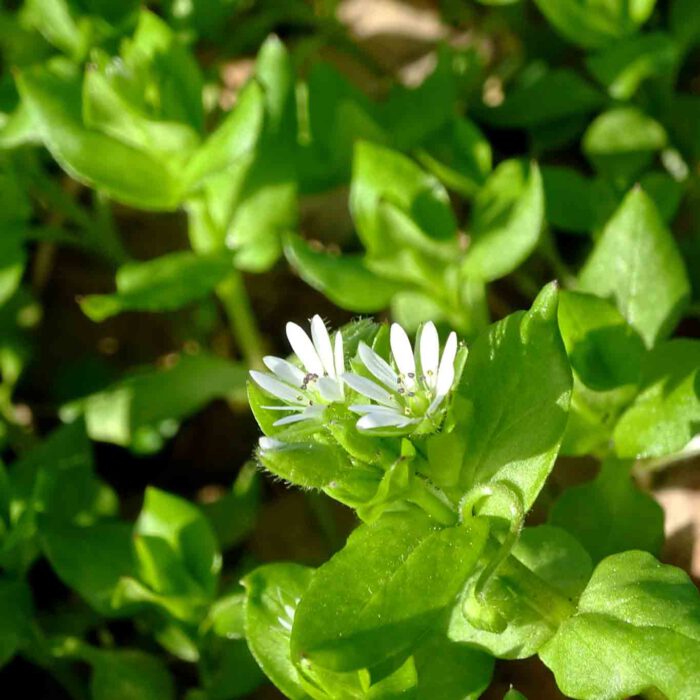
[455,283,572,514]
[449,526,592,658]
[243,563,314,700]
[580,188,690,348]
[463,160,544,282]
[80,252,233,321]
[135,487,220,599]
[540,551,700,699]
[65,353,247,453]
[582,107,667,183]
[532,0,656,49]
[549,457,664,563]
[17,61,182,210]
[284,233,402,313]
[541,166,595,235]
[614,339,700,458]
[290,511,489,672]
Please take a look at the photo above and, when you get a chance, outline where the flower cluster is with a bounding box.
[250,315,460,435]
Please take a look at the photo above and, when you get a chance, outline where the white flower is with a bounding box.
[343,321,458,432]
[250,315,345,427]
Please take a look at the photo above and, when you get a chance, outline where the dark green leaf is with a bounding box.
[541,166,595,234]
[550,457,664,563]
[0,577,32,667]
[88,649,175,700]
[80,252,233,321]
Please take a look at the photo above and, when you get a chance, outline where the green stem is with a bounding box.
[407,477,458,526]
[217,271,265,369]
[541,229,576,288]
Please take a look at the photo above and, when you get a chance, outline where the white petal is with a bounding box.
[349,404,405,415]
[263,356,305,387]
[390,323,416,388]
[317,377,344,402]
[358,342,398,390]
[273,405,324,426]
[334,332,345,377]
[419,322,439,389]
[286,322,324,375]
[426,393,446,416]
[436,332,458,397]
[259,437,285,452]
[261,405,305,412]
[250,371,306,405]
[342,373,398,407]
[357,411,415,430]
[311,315,336,377]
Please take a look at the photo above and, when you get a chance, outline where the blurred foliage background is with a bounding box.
[0,0,699,698]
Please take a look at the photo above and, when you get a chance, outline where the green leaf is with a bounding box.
[532,0,656,49]
[283,233,402,313]
[135,487,220,599]
[65,353,247,453]
[350,141,457,272]
[414,636,493,700]
[17,60,182,210]
[463,160,544,281]
[0,577,32,668]
[550,457,664,563]
[540,551,700,699]
[579,188,690,348]
[0,226,26,307]
[586,32,678,100]
[290,511,489,672]
[639,171,684,224]
[614,339,700,458]
[39,518,136,615]
[541,166,595,235]
[671,0,700,50]
[557,290,645,392]
[455,284,572,514]
[243,563,314,700]
[478,70,603,128]
[80,252,233,321]
[88,649,175,700]
[504,690,527,700]
[449,526,592,658]
[417,117,492,198]
[582,107,667,183]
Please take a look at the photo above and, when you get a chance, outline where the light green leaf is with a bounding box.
[449,526,592,658]
[582,107,667,183]
[550,457,664,563]
[540,551,700,699]
[18,61,182,210]
[463,160,544,281]
[479,69,603,128]
[579,188,690,348]
[290,511,489,671]
[80,251,233,321]
[586,32,678,100]
[614,339,700,458]
[532,0,656,49]
[65,353,246,453]
[455,284,572,514]
[243,563,314,700]
[284,233,402,313]
[136,487,220,598]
